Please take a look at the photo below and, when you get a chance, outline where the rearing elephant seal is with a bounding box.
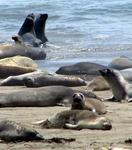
[0,120,43,142]
[71,93,107,114]
[18,13,35,36]
[18,14,42,47]
[99,68,132,102]
[35,110,112,130]
[34,14,48,44]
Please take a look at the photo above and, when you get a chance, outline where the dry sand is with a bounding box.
[0,86,131,150]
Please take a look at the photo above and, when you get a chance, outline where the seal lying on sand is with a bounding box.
[23,74,87,87]
[0,86,101,107]
[88,76,110,91]
[34,110,112,130]
[0,55,37,78]
[0,35,46,60]
[0,72,86,87]
[108,56,132,70]
[56,62,107,76]
[99,68,132,102]
[71,93,107,114]
[0,120,43,142]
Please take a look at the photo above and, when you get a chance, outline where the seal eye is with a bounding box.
[80,93,84,100]
[72,93,77,99]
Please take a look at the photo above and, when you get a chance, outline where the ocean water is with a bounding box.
[0,0,132,72]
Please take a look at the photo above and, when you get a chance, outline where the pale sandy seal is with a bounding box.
[0,55,37,78]
[108,56,132,70]
[88,76,110,91]
[0,120,43,142]
[71,92,107,114]
[99,68,132,102]
[34,110,112,130]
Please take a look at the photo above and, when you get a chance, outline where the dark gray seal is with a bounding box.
[99,68,132,102]
[34,110,112,130]
[0,120,43,142]
[18,13,35,36]
[56,62,107,76]
[0,35,46,60]
[34,14,48,44]
[0,86,101,107]
[71,93,107,114]
[18,14,42,47]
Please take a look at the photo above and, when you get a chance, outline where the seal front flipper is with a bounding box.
[105,96,119,102]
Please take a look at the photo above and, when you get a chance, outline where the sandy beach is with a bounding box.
[0,86,131,150]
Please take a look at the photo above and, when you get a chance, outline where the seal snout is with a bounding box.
[102,122,112,130]
[72,93,84,103]
[23,77,34,87]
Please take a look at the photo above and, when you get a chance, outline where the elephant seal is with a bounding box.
[23,74,87,87]
[109,56,132,70]
[18,13,35,36]
[35,110,112,130]
[99,68,132,102]
[0,55,37,78]
[34,14,48,44]
[71,93,107,114]
[0,86,101,107]
[56,62,107,76]
[120,68,132,82]
[0,120,43,142]
[0,70,46,86]
[0,55,37,68]
[88,76,110,91]
[0,35,46,60]
[18,14,42,47]
[0,65,37,78]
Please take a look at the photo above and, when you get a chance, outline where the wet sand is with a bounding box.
[0,86,131,150]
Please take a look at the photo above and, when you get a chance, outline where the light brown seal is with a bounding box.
[34,110,112,130]
[71,92,107,114]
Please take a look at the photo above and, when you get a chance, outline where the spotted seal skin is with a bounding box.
[23,74,87,87]
[71,93,107,114]
[35,110,112,130]
[34,14,48,44]
[56,62,107,76]
[99,68,132,102]
[0,120,43,142]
